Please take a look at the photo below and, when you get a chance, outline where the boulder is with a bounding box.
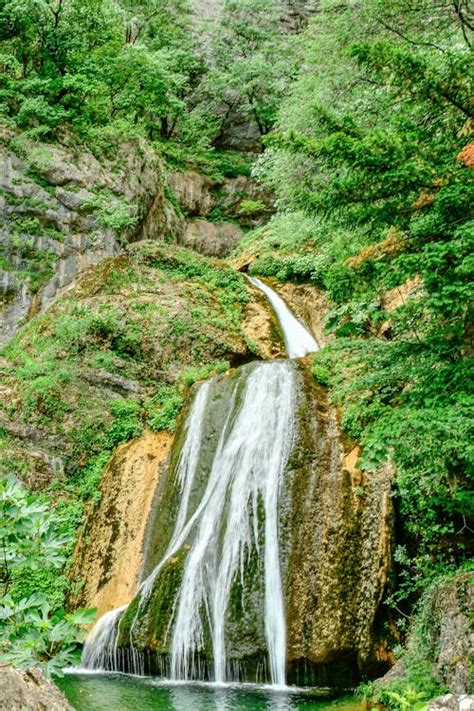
[424,571,474,694]
[181,219,244,257]
[0,666,73,711]
[428,694,474,711]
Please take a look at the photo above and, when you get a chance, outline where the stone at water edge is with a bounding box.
[428,694,474,711]
[0,666,73,711]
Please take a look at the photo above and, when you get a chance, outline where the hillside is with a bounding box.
[0,1,472,710]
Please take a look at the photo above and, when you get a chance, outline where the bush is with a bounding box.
[146,385,184,433]
[106,398,143,448]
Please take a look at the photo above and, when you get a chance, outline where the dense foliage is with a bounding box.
[0,0,292,146]
[248,0,473,608]
[0,0,472,698]
[0,476,94,674]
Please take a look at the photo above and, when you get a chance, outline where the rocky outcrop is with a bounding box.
[284,365,394,684]
[168,171,215,216]
[0,666,72,711]
[417,571,473,695]
[69,429,173,618]
[241,294,286,360]
[108,361,393,686]
[168,168,273,237]
[169,168,273,256]
[180,219,244,257]
[428,695,474,711]
[0,134,167,345]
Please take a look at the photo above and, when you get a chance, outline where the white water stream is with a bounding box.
[82,278,318,686]
[247,277,318,358]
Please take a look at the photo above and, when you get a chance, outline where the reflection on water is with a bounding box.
[57,673,363,711]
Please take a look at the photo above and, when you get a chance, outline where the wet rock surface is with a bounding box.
[284,364,394,684]
[107,362,394,686]
[69,429,174,618]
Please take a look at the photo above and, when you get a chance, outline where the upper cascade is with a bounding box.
[247,276,318,358]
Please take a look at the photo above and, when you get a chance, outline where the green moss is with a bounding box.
[119,549,188,652]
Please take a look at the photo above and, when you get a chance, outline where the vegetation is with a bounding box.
[0,0,472,699]
[247,0,473,604]
[0,0,291,147]
[0,475,94,674]
[0,243,250,674]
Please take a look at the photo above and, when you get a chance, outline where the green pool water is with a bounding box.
[57,673,363,711]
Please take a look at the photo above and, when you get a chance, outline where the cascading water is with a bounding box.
[81,278,319,686]
[247,276,318,358]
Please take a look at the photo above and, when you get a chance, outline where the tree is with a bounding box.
[203,0,297,140]
[251,0,474,601]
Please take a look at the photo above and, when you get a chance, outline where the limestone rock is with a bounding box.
[0,666,72,711]
[422,571,474,694]
[181,219,244,257]
[69,429,174,618]
[0,137,166,345]
[241,296,286,360]
[284,366,395,684]
[168,169,274,226]
[168,170,215,216]
[428,694,474,711]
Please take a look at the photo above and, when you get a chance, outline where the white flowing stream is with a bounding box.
[247,276,318,358]
[81,277,319,686]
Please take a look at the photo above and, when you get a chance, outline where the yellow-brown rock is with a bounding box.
[69,429,173,618]
[266,279,331,347]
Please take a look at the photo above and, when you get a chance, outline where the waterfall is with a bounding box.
[81,278,317,686]
[82,606,127,671]
[247,276,318,358]
[169,361,295,685]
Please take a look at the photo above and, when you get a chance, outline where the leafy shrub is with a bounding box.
[82,192,138,234]
[0,476,95,676]
[238,199,266,216]
[146,385,184,433]
[0,595,95,676]
[106,398,143,448]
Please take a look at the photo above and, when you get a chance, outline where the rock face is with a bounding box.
[0,666,72,711]
[69,429,174,618]
[181,219,244,257]
[168,169,274,257]
[241,291,286,360]
[107,361,393,686]
[169,170,273,226]
[428,695,474,711]
[284,364,394,684]
[0,134,166,345]
[418,572,473,694]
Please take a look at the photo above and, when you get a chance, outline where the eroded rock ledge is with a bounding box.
[0,667,72,711]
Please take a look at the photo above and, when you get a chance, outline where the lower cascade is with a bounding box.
[82,358,298,685]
